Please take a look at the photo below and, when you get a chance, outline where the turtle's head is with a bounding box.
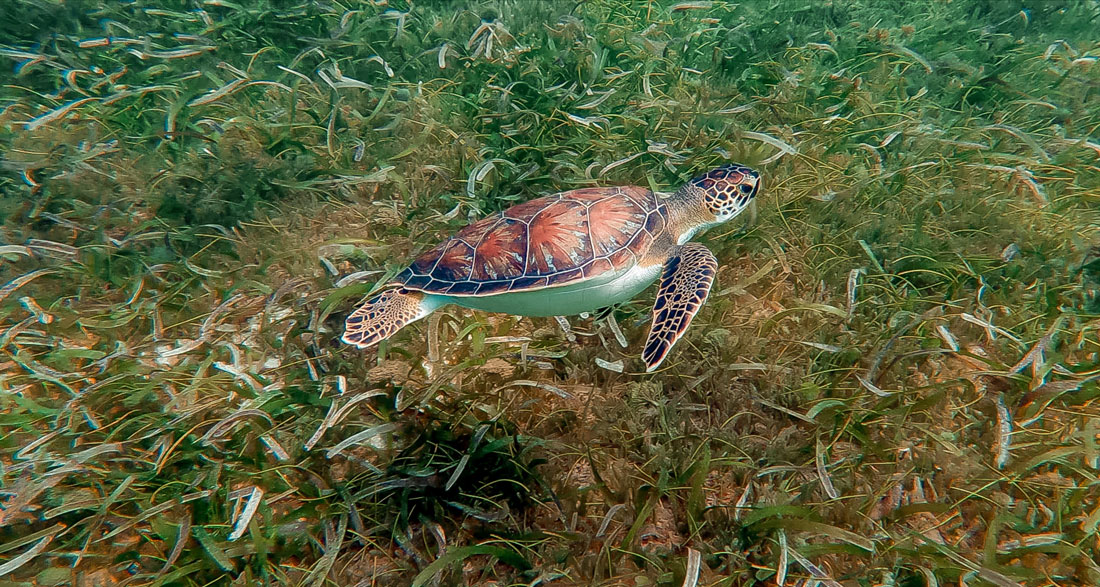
[682,164,761,224]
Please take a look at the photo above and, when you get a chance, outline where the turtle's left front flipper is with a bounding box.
[642,242,718,372]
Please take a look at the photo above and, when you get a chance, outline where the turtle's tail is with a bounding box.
[342,288,437,348]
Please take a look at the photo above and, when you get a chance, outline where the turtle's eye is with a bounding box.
[739,183,752,194]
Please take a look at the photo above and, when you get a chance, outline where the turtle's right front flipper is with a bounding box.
[641,242,718,372]
[342,288,436,348]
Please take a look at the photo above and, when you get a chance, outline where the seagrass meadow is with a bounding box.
[1,0,1100,584]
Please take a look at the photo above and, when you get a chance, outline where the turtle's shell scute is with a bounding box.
[393,186,664,296]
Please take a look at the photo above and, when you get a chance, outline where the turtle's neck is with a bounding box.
[664,185,716,244]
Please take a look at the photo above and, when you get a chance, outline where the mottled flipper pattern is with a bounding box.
[342,288,431,348]
[642,243,718,372]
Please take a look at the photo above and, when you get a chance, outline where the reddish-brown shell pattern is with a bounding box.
[393,186,667,296]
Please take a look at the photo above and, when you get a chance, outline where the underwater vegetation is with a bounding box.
[1,0,1099,584]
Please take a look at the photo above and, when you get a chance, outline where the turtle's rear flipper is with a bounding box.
[342,288,436,348]
[642,243,718,372]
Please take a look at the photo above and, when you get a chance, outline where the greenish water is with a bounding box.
[1,1,1099,584]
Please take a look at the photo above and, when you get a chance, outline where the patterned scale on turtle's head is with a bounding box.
[685,164,761,222]
[671,164,761,243]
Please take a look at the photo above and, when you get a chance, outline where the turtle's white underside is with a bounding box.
[422,262,664,317]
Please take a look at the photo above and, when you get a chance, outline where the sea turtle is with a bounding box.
[342,164,761,372]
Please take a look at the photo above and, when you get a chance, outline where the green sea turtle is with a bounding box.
[342,164,761,371]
